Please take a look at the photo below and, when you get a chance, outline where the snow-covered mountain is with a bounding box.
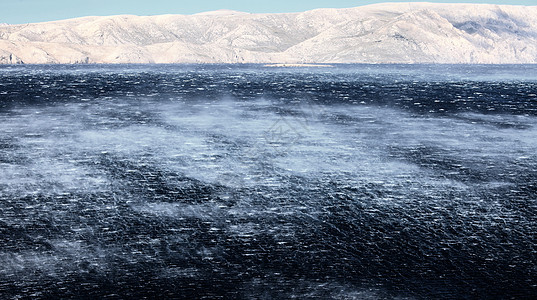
[1,2,536,64]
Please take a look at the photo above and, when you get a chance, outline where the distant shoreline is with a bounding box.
[264,64,334,68]
[2,62,537,66]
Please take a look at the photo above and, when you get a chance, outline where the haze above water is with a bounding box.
[0,64,536,299]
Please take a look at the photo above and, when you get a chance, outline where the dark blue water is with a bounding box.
[1,64,536,299]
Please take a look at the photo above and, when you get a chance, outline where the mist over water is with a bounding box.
[0,64,536,299]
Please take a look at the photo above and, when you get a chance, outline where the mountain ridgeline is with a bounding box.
[0,3,536,64]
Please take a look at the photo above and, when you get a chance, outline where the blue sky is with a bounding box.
[2,0,536,24]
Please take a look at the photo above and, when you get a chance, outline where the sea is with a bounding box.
[0,64,536,299]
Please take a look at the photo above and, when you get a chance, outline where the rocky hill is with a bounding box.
[0,3,536,64]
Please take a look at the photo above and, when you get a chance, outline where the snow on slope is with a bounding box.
[0,2,536,64]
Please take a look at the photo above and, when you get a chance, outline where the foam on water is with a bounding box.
[0,64,536,299]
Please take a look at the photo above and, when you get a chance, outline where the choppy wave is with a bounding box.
[0,64,536,299]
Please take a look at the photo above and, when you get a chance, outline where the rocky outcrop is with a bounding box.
[0,51,24,64]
